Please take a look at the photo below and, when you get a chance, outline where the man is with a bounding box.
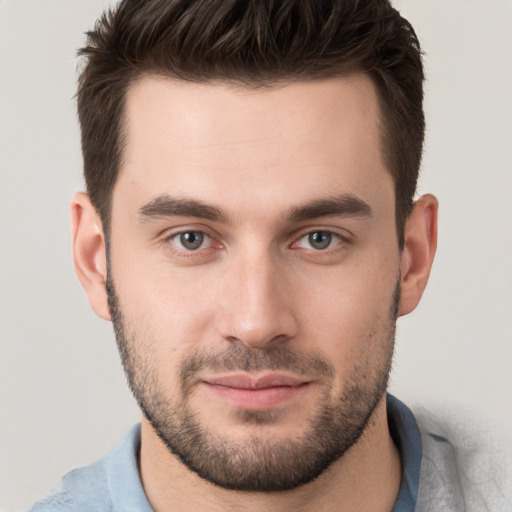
[28,1,509,511]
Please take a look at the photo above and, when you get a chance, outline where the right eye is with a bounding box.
[169,231,212,251]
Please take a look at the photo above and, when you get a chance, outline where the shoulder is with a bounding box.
[412,403,512,512]
[27,424,144,512]
[27,457,112,512]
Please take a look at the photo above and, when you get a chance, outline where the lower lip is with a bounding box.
[202,382,309,410]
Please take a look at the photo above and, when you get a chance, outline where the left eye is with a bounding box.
[170,231,212,251]
[296,231,342,250]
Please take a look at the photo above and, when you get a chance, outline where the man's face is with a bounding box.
[107,74,401,491]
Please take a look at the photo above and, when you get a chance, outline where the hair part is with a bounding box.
[77,0,424,246]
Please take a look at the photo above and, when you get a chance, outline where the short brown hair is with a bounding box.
[77,0,424,245]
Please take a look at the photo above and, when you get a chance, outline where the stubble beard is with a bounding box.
[106,276,398,492]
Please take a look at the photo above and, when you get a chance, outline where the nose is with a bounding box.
[215,252,298,348]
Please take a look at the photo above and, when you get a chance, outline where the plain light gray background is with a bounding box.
[1,0,511,509]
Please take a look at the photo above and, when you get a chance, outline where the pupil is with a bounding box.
[309,232,331,250]
[180,232,203,250]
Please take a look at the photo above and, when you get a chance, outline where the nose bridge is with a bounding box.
[215,246,297,347]
[242,250,280,312]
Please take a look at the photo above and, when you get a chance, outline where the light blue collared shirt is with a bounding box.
[29,395,422,511]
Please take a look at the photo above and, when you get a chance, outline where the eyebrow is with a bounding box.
[287,194,373,222]
[137,193,372,224]
[138,195,230,223]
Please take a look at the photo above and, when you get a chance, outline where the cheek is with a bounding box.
[114,258,221,355]
[295,259,398,363]
[114,278,208,401]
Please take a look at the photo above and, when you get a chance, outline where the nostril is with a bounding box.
[223,331,295,350]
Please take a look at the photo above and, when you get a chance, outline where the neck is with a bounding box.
[139,397,401,512]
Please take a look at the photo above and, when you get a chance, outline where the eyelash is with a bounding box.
[162,229,219,260]
[169,231,213,251]
[163,228,349,258]
[293,231,345,251]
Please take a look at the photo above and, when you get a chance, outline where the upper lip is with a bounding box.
[203,373,309,390]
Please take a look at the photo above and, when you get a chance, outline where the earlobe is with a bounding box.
[71,192,111,321]
[398,194,438,317]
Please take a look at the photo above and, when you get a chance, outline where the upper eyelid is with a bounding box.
[169,230,212,240]
[293,231,344,248]
[158,225,352,247]
[290,226,352,243]
[160,224,217,239]
[170,231,212,250]
[157,227,216,255]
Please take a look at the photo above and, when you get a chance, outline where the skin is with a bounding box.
[71,74,438,511]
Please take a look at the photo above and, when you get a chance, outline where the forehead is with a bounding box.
[116,74,392,217]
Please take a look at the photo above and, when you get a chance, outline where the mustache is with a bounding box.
[179,345,335,393]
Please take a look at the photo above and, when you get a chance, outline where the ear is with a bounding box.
[71,192,111,321]
[398,194,438,316]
